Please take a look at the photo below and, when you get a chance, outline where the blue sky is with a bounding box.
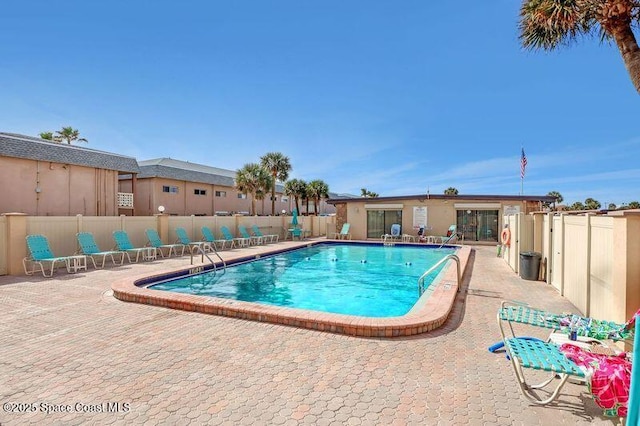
[2,1,639,206]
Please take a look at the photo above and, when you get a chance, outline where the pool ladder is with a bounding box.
[190,243,226,274]
[418,254,460,296]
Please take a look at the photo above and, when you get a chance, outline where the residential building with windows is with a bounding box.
[328,194,556,243]
[0,132,140,216]
[119,158,300,216]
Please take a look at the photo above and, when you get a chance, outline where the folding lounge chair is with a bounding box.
[201,226,230,250]
[239,225,263,245]
[498,300,637,407]
[145,229,185,258]
[77,232,125,268]
[23,234,87,277]
[220,226,250,248]
[252,224,278,243]
[113,230,155,263]
[503,337,586,405]
[175,227,212,254]
[498,301,634,344]
[333,223,351,240]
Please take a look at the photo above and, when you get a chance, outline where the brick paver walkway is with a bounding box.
[0,243,617,425]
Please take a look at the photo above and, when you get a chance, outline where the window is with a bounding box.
[237,193,247,199]
[215,191,226,197]
[456,209,498,242]
[366,210,402,238]
[270,195,277,201]
[281,196,289,202]
[194,189,207,196]
[162,185,179,193]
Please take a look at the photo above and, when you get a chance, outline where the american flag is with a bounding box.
[520,148,527,179]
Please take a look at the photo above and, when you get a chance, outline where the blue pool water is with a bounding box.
[150,244,457,317]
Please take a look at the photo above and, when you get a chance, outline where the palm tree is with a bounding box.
[255,189,266,215]
[584,198,601,210]
[307,180,330,215]
[444,187,459,195]
[260,152,292,215]
[235,163,271,216]
[360,188,379,198]
[608,203,617,210]
[39,132,54,140]
[519,0,640,94]
[570,201,585,210]
[53,127,88,144]
[547,190,563,210]
[284,179,307,214]
[628,201,640,209]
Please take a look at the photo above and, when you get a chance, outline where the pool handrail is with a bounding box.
[190,242,226,274]
[418,254,461,296]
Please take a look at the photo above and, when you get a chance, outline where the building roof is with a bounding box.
[0,132,140,173]
[135,158,285,191]
[327,193,557,204]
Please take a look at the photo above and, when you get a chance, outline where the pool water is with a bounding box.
[150,244,457,317]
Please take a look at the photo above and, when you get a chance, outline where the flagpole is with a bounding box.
[520,147,526,196]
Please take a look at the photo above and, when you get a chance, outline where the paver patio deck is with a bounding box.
[0,242,619,425]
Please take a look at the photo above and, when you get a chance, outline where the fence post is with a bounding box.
[585,214,592,317]
[3,213,28,275]
[156,214,169,242]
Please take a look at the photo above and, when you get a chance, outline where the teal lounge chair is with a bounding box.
[145,229,185,258]
[252,224,278,243]
[201,226,229,250]
[220,226,250,248]
[504,337,585,405]
[498,301,634,343]
[175,227,212,254]
[77,232,125,268]
[23,234,87,277]
[113,230,155,263]
[333,223,351,240]
[239,225,263,245]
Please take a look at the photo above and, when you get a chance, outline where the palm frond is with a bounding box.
[520,0,592,50]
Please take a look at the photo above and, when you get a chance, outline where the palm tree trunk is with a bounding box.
[611,24,640,94]
[271,175,276,215]
[294,197,300,214]
[251,196,256,216]
[314,197,319,215]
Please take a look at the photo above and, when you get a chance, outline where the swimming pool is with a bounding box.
[150,244,457,317]
[112,241,471,337]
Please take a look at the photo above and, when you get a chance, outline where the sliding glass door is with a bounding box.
[367,210,402,238]
[456,210,498,242]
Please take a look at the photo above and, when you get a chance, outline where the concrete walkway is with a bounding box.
[0,243,617,425]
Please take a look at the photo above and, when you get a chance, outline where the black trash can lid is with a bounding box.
[520,251,541,257]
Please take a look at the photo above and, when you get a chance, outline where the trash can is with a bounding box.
[519,252,542,281]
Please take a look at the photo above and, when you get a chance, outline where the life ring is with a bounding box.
[501,228,511,246]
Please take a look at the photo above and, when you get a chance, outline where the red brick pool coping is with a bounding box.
[112,243,471,337]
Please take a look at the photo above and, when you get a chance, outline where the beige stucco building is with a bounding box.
[119,158,338,216]
[328,194,556,243]
[0,133,140,216]
[0,133,340,218]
